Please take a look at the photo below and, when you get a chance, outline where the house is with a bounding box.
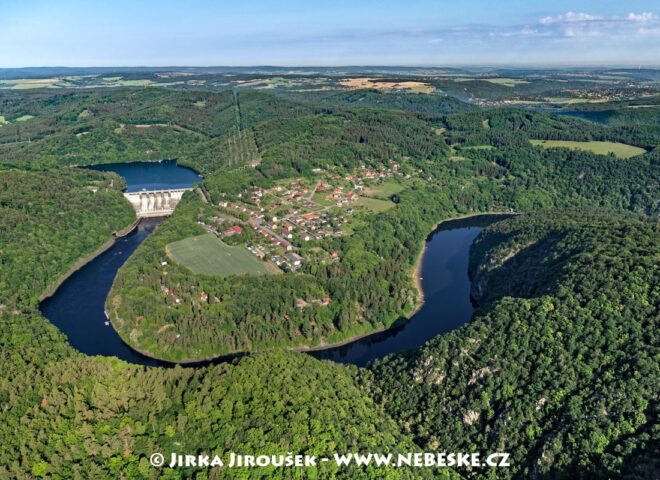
[223,225,244,237]
[285,252,303,267]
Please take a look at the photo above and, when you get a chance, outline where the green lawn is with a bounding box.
[364,181,404,199]
[311,192,336,207]
[166,234,277,277]
[530,140,646,159]
[357,196,396,213]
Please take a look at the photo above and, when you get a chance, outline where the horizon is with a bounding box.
[2,1,659,68]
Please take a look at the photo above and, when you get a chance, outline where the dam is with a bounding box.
[123,188,191,217]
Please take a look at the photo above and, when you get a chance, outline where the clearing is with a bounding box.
[463,145,495,151]
[363,181,404,199]
[530,140,646,159]
[166,234,278,277]
[356,196,396,213]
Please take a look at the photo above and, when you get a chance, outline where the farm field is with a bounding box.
[530,140,646,159]
[338,77,434,93]
[166,233,277,277]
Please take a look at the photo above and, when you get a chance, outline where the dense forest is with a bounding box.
[0,167,135,305]
[368,211,659,479]
[0,84,658,478]
[0,169,449,479]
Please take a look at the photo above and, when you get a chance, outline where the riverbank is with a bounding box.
[39,218,140,302]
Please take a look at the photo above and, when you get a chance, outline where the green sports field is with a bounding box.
[530,140,646,159]
[166,234,277,277]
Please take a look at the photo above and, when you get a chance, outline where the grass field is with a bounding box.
[357,196,395,213]
[463,145,495,151]
[311,192,336,207]
[530,140,646,159]
[0,115,7,125]
[363,181,404,199]
[484,78,529,86]
[166,234,278,277]
[15,115,34,122]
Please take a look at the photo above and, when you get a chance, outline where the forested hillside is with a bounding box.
[286,89,479,115]
[0,169,444,479]
[367,212,659,479]
[107,96,658,361]
[443,108,660,150]
[1,85,658,478]
[0,167,135,305]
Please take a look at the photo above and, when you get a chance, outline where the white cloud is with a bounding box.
[531,11,660,39]
[627,12,659,23]
[540,12,602,25]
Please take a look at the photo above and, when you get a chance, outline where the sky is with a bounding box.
[1,0,659,67]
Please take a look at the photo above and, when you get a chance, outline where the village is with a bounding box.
[197,163,405,272]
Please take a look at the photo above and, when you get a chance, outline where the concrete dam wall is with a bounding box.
[123,188,191,217]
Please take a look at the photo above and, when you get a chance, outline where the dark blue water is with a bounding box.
[310,225,482,366]
[89,160,202,192]
[40,218,171,367]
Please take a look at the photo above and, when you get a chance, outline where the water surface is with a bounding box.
[89,160,202,192]
[40,219,170,367]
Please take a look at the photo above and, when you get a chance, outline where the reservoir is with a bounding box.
[40,161,500,368]
[89,160,202,192]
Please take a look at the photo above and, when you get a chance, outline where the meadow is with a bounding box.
[530,139,647,159]
[166,233,276,276]
[356,196,396,212]
[363,181,404,199]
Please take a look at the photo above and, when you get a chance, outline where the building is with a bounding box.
[285,252,303,267]
[223,225,244,237]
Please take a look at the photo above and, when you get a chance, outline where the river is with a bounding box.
[40,161,499,368]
